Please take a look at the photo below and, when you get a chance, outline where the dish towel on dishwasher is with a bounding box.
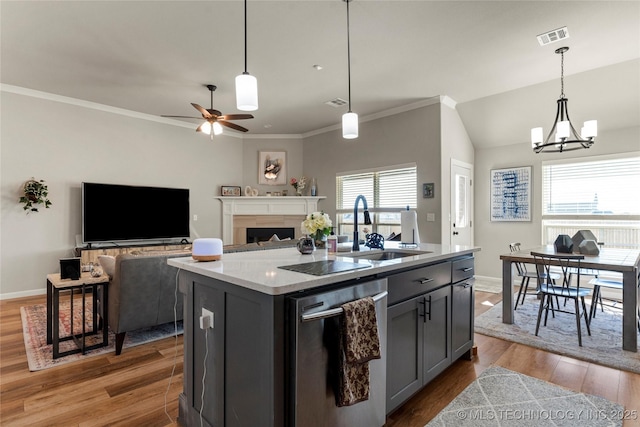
[337,296,381,407]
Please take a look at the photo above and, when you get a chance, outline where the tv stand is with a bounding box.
[75,242,192,266]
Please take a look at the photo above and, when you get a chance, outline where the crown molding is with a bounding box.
[2,84,458,140]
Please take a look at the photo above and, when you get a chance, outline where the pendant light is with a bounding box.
[531,47,597,153]
[342,0,358,139]
[236,0,258,111]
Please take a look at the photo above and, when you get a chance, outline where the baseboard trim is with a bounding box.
[0,288,47,301]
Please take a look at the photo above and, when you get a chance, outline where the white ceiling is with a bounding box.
[2,1,639,148]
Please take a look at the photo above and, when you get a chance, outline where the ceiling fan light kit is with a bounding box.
[236,0,258,111]
[162,84,253,139]
[342,0,358,139]
[531,46,597,153]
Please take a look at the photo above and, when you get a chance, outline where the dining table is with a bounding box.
[500,245,640,352]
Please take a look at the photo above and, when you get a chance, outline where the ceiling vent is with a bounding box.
[325,98,348,108]
[537,27,569,46]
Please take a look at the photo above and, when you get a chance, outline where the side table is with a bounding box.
[46,272,110,359]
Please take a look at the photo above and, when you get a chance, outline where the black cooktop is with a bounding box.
[278,260,370,276]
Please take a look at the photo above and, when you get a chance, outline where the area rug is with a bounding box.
[475,300,640,374]
[426,366,623,426]
[21,301,182,371]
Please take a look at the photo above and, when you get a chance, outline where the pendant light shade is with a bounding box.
[342,0,358,139]
[236,72,258,111]
[342,112,358,139]
[531,47,596,153]
[236,0,258,111]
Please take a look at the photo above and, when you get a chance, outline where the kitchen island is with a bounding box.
[169,242,480,427]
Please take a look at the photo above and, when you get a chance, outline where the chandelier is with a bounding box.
[531,47,597,153]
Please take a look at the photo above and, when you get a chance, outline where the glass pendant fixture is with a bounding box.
[342,0,358,139]
[236,0,258,111]
[531,47,597,153]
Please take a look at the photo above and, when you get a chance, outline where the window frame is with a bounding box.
[335,163,417,236]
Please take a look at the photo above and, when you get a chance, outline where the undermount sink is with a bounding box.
[344,249,431,261]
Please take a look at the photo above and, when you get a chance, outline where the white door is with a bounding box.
[451,160,473,246]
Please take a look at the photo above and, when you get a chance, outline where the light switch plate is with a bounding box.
[427,213,435,222]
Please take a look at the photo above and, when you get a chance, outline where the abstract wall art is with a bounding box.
[490,166,531,221]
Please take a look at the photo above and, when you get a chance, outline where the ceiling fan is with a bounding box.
[162,84,254,138]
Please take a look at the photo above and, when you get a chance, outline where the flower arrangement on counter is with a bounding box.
[301,211,332,246]
[290,176,306,196]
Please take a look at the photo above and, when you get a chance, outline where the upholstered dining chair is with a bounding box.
[532,252,591,347]
[509,243,560,309]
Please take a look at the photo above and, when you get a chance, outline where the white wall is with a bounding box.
[474,126,640,279]
[302,102,442,243]
[0,90,252,297]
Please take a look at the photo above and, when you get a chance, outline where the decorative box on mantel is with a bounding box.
[216,196,326,245]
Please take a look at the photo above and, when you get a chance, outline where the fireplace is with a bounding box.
[216,196,324,244]
[246,227,295,243]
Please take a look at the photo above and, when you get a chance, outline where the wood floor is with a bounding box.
[1,291,639,427]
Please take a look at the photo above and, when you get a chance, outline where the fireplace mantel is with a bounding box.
[216,196,326,244]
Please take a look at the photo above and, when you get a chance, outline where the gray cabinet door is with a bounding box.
[452,281,474,360]
[386,295,424,413]
[422,285,451,384]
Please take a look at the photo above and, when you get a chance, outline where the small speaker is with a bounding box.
[60,257,81,280]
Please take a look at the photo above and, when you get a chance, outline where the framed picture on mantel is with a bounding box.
[259,151,287,185]
[221,186,241,196]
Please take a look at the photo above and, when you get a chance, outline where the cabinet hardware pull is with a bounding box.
[300,290,388,322]
[426,295,432,321]
[460,267,473,272]
[418,278,434,284]
[419,299,426,323]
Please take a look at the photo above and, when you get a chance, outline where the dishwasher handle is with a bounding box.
[300,291,388,322]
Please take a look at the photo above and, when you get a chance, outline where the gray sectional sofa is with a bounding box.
[100,240,297,355]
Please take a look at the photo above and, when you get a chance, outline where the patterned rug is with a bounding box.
[426,366,623,426]
[21,300,182,371]
[475,299,640,374]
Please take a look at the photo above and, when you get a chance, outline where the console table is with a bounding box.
[46,272,110,359]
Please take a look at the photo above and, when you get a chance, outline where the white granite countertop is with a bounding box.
[168,242,480,296]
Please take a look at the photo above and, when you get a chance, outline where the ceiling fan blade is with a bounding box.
[220,114,254,120]
[191,103,212,118]
[219,120,249,133]
[161,115,203,120]
[207,109,222,118]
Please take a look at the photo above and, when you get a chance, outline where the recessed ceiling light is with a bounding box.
[313,64,323,71]
[264,124,272,129]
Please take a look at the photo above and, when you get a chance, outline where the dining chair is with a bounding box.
[532,252,591,347]
[588,274,640,332]
[509,243,560,309]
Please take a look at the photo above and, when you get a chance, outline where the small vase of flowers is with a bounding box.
[290,176,306,196]
[301,211,332,249]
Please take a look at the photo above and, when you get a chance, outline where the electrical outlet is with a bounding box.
[200,308,214,329]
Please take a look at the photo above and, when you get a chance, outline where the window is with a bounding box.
[336,164,417,238]
[541,153,640,248]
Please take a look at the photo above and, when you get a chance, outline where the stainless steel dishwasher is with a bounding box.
[287,278,387,427]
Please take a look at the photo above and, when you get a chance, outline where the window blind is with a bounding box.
[542,155,640,216]
[337,166,417,210]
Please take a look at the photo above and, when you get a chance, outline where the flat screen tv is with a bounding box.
[82,182,190,244]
